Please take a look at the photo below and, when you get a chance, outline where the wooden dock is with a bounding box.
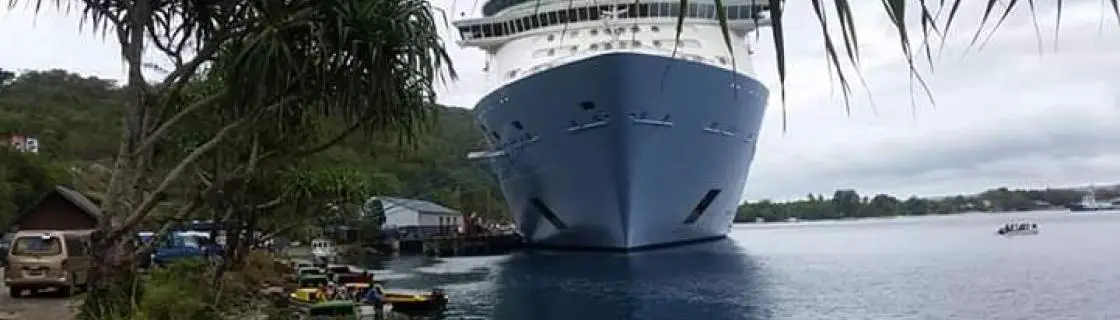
[396,233,522,257]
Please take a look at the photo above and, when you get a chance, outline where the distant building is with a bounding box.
[1,133,40,153]
[364,196,461,239]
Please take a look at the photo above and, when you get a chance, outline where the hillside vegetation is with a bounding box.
[0,68,507,226]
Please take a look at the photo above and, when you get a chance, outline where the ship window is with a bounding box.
[653,40,662,47]
[666,4,680,18]
[630,26,640,33]
[590,29,599,36]
[548,48,556,56]
[579,101,596,110]
[569,46,578,52]
[727,6,740,19]
[614,27,625,34]
[717,56,728,65]
[632,40,641,47]
[589,43,599,50]
[651,25,661,32]
[547,34,555,41]
[507,69,519,78]
[578,7,588,20]
[530,16,540,28]
[558,9,570,23]
[686,4,699,17]
[603,28,612,35]
[604,42,613,50]
[547,12,557,25]
[637,3,651,17]
[512,121,524,130]
[619,41,628,49]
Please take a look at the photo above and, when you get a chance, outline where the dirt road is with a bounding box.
[0,268,79,320]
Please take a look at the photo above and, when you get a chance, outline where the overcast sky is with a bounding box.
[2,0,1118,202]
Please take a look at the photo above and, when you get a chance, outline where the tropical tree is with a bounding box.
[8,0,453,317]
[0,149,70,229]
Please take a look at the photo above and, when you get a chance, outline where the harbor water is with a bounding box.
[362,211,1120,320]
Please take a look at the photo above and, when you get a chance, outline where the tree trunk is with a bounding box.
[235,209,259,265]
[78,231,141,319]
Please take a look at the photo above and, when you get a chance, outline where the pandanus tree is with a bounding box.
[9,0,452,317]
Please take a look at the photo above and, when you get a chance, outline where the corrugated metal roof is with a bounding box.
[53,185,102,218]
[373,196,460,215]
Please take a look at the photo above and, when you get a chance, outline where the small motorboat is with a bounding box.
[296,274,330,289]
[296,266,325,277]
[381,288,448,315]
[290,267,324,283]
[290,261,313,272]
[289,287,326,305]
[325,265,352,280]
[997,222,1039,236]
[333,273,374,298]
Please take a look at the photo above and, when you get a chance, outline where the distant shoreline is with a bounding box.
[733,208,1083,225]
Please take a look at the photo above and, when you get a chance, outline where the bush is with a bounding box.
[89,251,289,320]
[136,259,217,320]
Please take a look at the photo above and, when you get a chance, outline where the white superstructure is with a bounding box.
[454,0,772,89]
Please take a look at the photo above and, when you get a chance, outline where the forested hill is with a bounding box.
[0,68,508,222]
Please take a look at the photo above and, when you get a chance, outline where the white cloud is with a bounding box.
[2,0,1118,202]
[741,1,1120,201]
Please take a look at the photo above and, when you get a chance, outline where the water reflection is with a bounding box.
[489,239,772,320]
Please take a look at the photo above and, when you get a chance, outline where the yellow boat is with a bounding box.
[379,288,448,315]
[289,288,326,305]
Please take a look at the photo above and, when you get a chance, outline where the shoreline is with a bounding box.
[733,208,1094,227]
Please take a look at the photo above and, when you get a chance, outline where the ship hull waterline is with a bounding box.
[473,52,769,250]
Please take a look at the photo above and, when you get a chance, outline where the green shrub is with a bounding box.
[136,258,217,320]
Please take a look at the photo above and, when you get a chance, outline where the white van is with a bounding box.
[4,230,93,297]
[310,238,336,262]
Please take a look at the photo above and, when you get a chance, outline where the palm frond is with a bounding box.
[761,0,1120,131]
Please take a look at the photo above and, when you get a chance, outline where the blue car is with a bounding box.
[145,231,224,268]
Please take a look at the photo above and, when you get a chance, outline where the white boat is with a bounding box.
[1067,186,1118,212]
[310,238,337,262]
[997,223,1038,236]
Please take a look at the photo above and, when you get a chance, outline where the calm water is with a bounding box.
[361,211,1120,320]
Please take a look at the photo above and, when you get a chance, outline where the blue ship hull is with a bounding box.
[474,52,768,249]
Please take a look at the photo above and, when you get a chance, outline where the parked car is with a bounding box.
[143,231,224,268]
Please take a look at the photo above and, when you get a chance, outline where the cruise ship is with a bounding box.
[455,0,772,250]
